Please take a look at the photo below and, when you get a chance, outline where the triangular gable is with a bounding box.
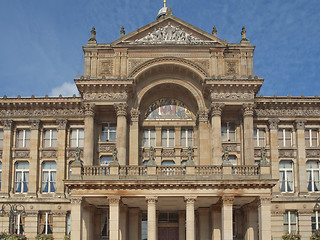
[111,15,226,46]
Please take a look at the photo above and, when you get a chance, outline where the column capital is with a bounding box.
[29,119,41,130]
[83,103,95,117]
[108,196,121,205]
[146,196,158,204]
[295,119,307,130]
[56,119,68,130]
[258,196,272,206]
[114,103,128,117]
[221,196,234,205]
[184,196,197,204]
[211,103,225,116]
[1,119,14,130]
[268,118,280,130]
[130,108,140,122]
[242,103,255,117]
[197,110,209,122]
[70,197,83,204]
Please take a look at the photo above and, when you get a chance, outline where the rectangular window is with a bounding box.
[14,214,25,235]
[101,124,116,142]
[16,130,30,148]
[278,129,293,147]
[305,129,319,147]
[141,212,147,240]
[66,212,71,235]
[143,129,156,147]
[181,129,193,147]
[307,161,320,192]
[39,212,53,234]
[0,130,3,149]
[312,211,320,232]
[101,209,109,237]
[284,211,298,233]
[70,129,84,148]
[42,162,56,193]
[254,128,266,147]
[222,122,236,142]
[15,162,29,193]
[280,161,294,192]
[43,129,57,148]
[161,129,175,148]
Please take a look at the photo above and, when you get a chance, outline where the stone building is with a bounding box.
[0,2,319,240]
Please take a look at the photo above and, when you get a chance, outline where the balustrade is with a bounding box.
[232,165,260,175]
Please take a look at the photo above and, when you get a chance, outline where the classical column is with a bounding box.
[129,108,140,165]
[211,205,221,240]
[221,196,234,240]
[211,103,224,165]
[178,211,186,240]
[244,202,258,240]
[198,110,210,165]
[0,120,14,196]
[258,197,271,240]
[298,210,312,240]
[56,119,68,194]
[71,197,83,240]
[114,103,128,165]
[242,103,255,165]
[268,119,280,193]
[295,119,308,194]
[185,196,197,240]
[53,211,68,240]
[28,119,40,196]
[198,208,210,240]
[109,196,120,240]
[83,103,95,166]
[146,196,157,240]
[129,208,140,240]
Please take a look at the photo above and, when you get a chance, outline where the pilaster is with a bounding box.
[109,196,120,240]
[211,103,224,165]
[146,196,158,240]
[53,211,67,240]
[24,211,38,239]
[56,119,68,194]
[114,103,128,165]
[221,196,234,240]
[198,110,210,165]
[28,119,40,196]
[129,108,140,165]
[268,118,280,193]
[298,210,312,240]
[242,103,254,165]
[70,197,83,240]
[185,196,197,240]
[84,103,95,166]
[258,197,272,240]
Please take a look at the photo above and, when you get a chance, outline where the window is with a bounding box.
[42,162,56,193]
[16,130,30,148]
[312,211,320,232]
[15,162,29,193]
[101,124,116,142]
[141,212,147,240]
[222,122,236,142]
[70,129,84,148]
[161,129,175,147]
[181,129,193,147]
[280,161,294,192]
[43,129,57,148]
[284,211,298,233]
[143,129,155,147]
[254,128,265,147]
[14,214,25,235]
[161,160,175,166]
[305,129,319,147]
[278,129,293,147]
[158,212,178,223]
[307,161,320,192]
[0,130,3,149]
[101,209,109,237]
[39,212,53,234]
[66,212,71,235]
[100,156,112,166]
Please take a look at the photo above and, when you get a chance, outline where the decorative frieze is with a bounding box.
[67,149,84,159]
[130,108,140,122]
[29,119,41,130]
[211,103,225,116]
[99,143,116,153]
[83,92,128,101]
[242,103,254,117]
[210,92,254,101]
[306,149,320,158]
[162,149,175,157]
[268,118,280,130]
[114,103,128,117]
[1,120,14,130]
[14,150,30,159]
[197,110,208,122]
[41,150,57,159]
[56,119,68,130]
[255,109,320,118]
[1,109,84,118]
[279,149,296,158]
[295,119,307,130]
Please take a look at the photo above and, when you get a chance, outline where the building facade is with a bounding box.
[0,3,319,240]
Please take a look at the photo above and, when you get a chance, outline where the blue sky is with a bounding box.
[0,0,319,97]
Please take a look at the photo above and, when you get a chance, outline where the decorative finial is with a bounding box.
[164,0,167,7]
[185,147,195,166]
[120,26,125,38]
[212,25,217,37]
[89,26,97,42]
[241,26,247,40]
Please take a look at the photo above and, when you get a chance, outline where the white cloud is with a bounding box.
[50,82,79,97]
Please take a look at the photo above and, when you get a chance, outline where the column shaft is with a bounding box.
[56,119,68,194]
[211,104,224,165]
[84,104,95,166]
[147,197,157,240]
[29,120,40,195]
[115,104,127,165]
[221,197,233,240]
[71,198,82,240]
[242,104,254,165]
[295,120,307,194]
[109,197,120,240]
[185,196,196,240]
[129,109,139,165]
[268,119,280,193]
[258,197,271,240]
[198,111,210,165]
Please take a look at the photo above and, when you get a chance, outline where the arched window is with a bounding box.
[279,161,294,192]
[42,162,56,193]
[307,160,320,192]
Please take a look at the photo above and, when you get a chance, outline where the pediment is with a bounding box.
[111,16,226,46]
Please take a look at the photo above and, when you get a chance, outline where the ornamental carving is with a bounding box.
[221,196,234,205]
[14,150,30,159]
[56,119,68,130]
[1,109,84,118]
[197,110,209,122]
[70,197,82,204]
[222,143,238,152]
[52,211,67,216]
[279,149,295,158]
[130,23,216,45]
[254,149,261,158]
[67,149,83,159]
[108,196,121,205]
[255,109,320,118]
[1,120,14,130]
[83,103,95,117]
[114,103,128,117]
[242,103,254,117]
[162,149,175,157]
[225,61,238,76]
[210,92,254,101]
[259,197,272,205]
[99,143,116,153]
[211,103,225,116]
[83,92,128,101]
[42,150,57,159]
[295,119,307,130]
[130,108,140,122]
[184,196,197,204]
[29,119,41,130]
[146,196,158,204]
[100,60,113,75]
[306,149,320,158]
[268,118,280,130]
[271,210,284,216]
[26,211,38,217]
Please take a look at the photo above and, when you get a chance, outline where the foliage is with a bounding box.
[64,235,70,240]
[282,233,301,240]
[311,229,320,240]
[0,233,27,240]
[35,234,54,240]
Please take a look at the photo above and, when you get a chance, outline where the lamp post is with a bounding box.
[0,203,26,234]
